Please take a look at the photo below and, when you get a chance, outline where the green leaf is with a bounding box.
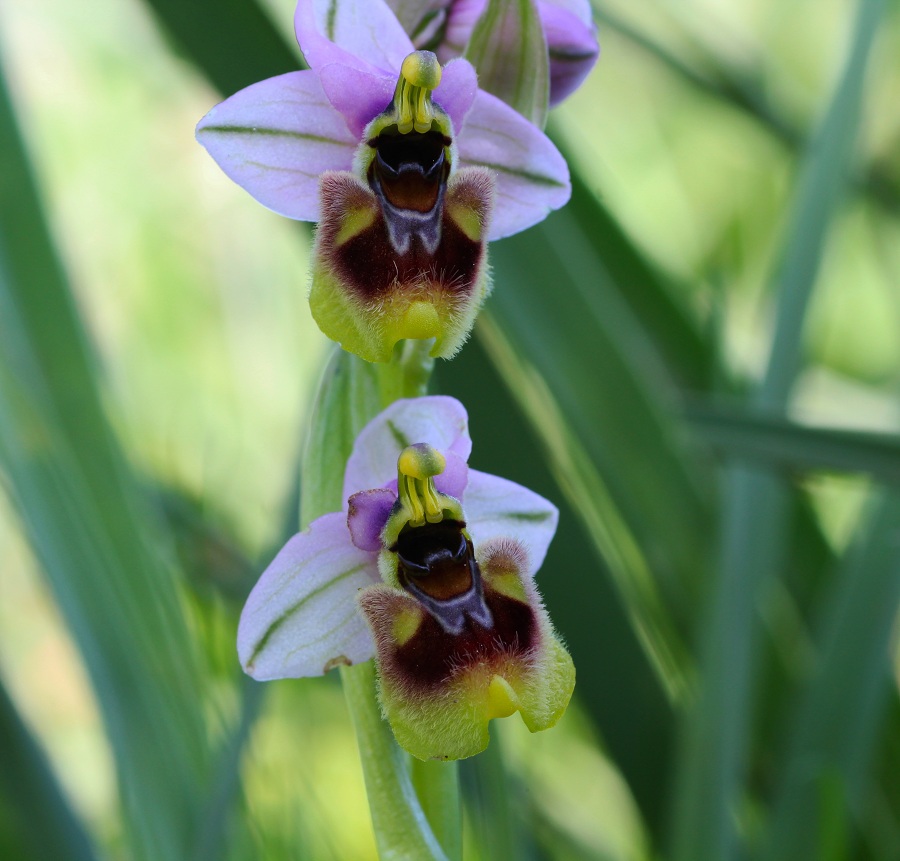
[485,202,714,641]
[439,332,677,839]
[759,491,900,861]
[589,1,900,216]
[0,61,211,861]
[464,0,550,127]
[143,0,300,94]
[687,403,900,483]
[548,155,715,392]
[0,676,100,861]
[669,1,887,857]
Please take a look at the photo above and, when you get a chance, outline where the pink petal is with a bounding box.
[237,512,379,679]
[440,0,486,56]
[348,488,397,551]
[464,469,558,578]
[343,396,472,499]
[433,58,478,133]
[196,71,357,222]
[539,2,599,104]
[457,89,570,239]
[295,0,414,76]
[318,63,396,138]
[538,0,593,27]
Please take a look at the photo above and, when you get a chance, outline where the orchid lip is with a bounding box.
[395,519,493,635]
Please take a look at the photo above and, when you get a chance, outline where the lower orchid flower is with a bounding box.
[196,0,570,364]
[238,396,574,760]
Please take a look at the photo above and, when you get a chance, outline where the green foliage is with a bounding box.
[1,0,899,859]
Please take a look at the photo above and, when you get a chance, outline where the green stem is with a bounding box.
[341,663,450,861]
[410,759,462,861]
[301,339,459,860]
[376,339,436,405]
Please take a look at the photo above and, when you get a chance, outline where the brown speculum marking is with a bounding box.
[393,584,538,691]
[395,519,493,635]
[367,127,451,258]
[370,129,450,214]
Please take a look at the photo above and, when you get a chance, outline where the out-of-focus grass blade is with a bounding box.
[0,676,100,861]
[547,161,715,393]
[669,1,886,858]
[189,678,265,861]
[439,335,676,840]
[143,0,300,95]
[486,197,714,637]
[590,1,900,215]
[0,61,210,861]
[475,315,692,702]
[687,403,900,483]
[759,491,900,861]
[460,741,529,861]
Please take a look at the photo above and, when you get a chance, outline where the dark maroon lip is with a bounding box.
[396,519,493,635]
[315,168,491,308]
[390,583,537,691]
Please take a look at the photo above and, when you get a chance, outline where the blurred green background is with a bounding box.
[1,0,898,859]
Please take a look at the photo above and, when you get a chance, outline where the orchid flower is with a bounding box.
[196,0,570,364]
[238,396,574,761]
[388,0,600,117]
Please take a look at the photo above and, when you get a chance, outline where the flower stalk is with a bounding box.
[301,341,459,860]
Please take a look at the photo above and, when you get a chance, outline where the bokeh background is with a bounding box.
[1,0,899,859]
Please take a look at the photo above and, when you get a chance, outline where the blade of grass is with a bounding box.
[590,1,900,215]
[544,155,715,393]
[669,1,886,858]
[439,333,677,839]
[189,677,266,861]
[459,740,526,861]
[0,675,100,861]
[759,491,900,861]
[144,0,300,95]
[0,59,211,861]
[687,403,900,483]
[486,202,714,644]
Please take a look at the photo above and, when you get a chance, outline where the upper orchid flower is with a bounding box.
[387,0,600,123]
[238,396,575,761]
[197,0,570,363]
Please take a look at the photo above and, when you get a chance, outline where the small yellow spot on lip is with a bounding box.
[392,606,423,647]
[486,675,521,720]
[397,301,440,340]
[333,203,377,247]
